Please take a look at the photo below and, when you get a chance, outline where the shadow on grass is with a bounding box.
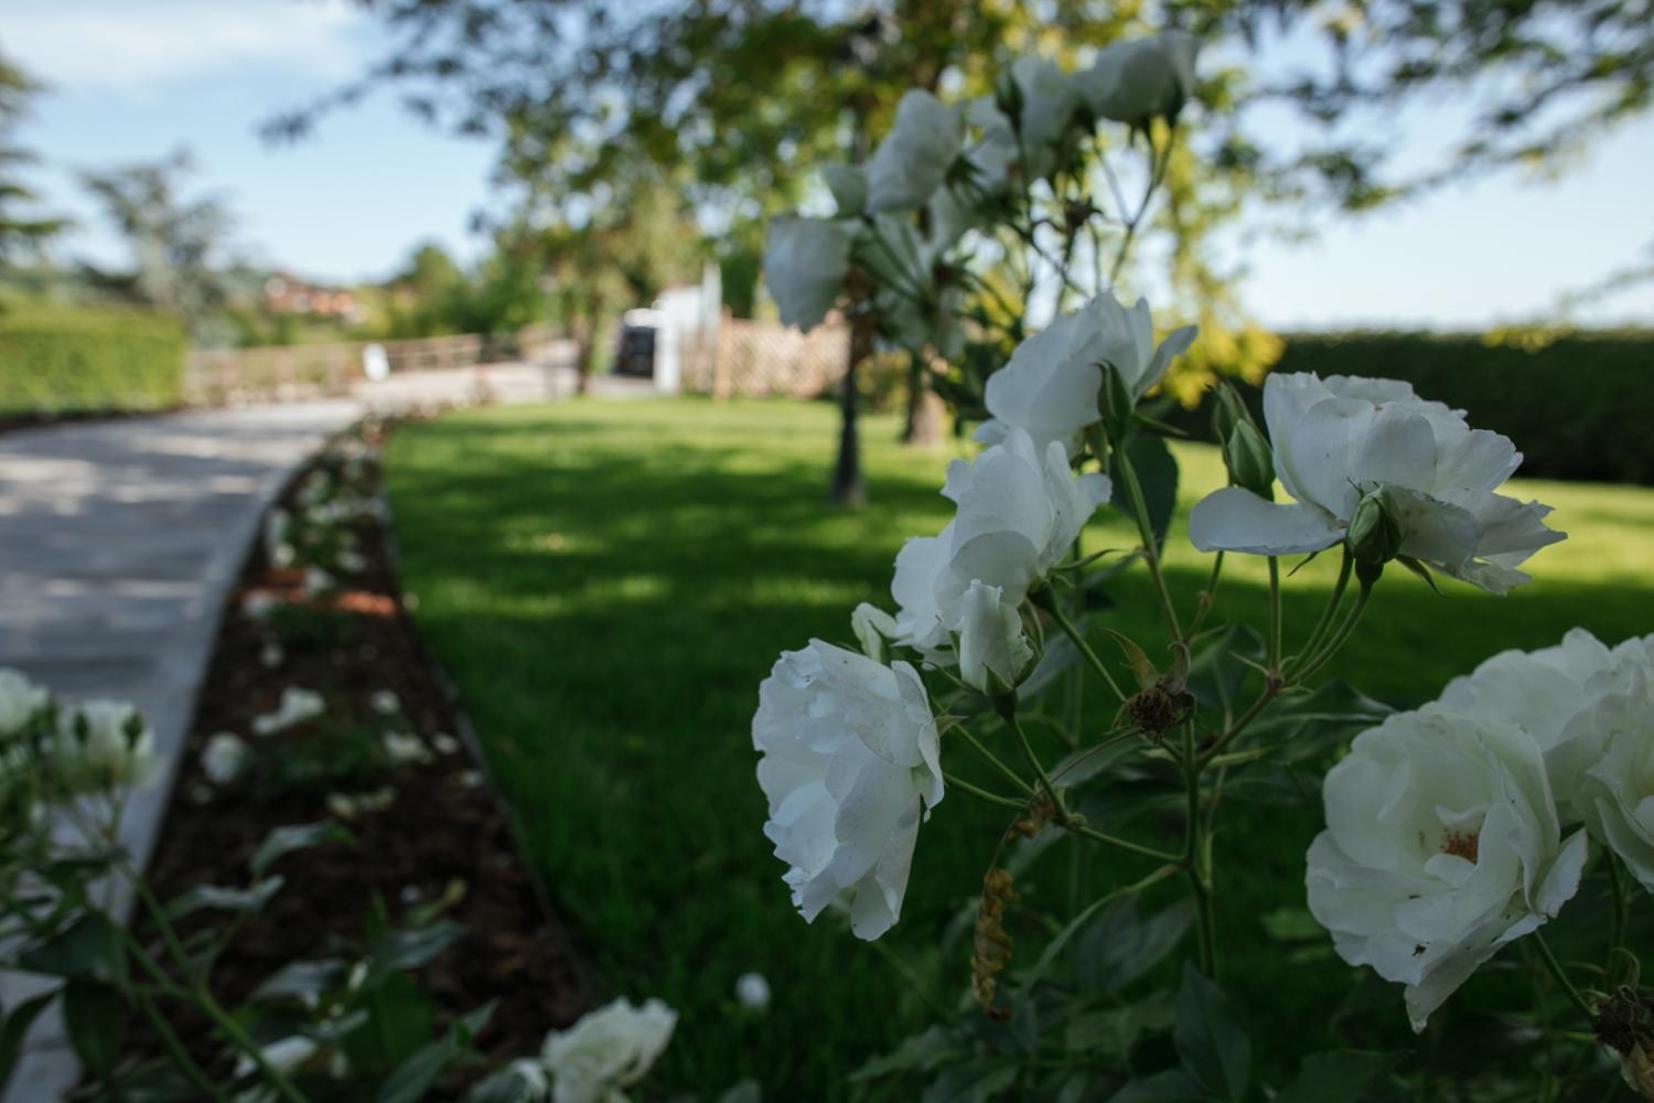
[386,408,1654,1096]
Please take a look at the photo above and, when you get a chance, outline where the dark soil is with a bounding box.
[132,419,591,1086]
[0,406,184,436]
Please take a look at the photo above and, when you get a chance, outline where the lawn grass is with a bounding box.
[384,396,1654,1096]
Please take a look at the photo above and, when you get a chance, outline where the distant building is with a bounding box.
[262,273,363,324]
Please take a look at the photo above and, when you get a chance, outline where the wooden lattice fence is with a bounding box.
[690,314,850,399]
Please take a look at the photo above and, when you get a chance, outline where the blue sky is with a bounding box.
[4,0,1651,330]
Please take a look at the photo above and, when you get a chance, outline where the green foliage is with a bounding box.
[0,307,184,415]
[1180,330,1654,485]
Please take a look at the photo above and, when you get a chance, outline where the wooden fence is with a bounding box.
[686,314,850,399]
[183,325,564,406]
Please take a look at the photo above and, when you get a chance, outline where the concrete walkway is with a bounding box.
[0,401,361,1101]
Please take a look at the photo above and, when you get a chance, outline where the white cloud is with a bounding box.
[0,0,369,92]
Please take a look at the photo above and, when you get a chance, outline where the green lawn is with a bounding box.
[384,397,1654,1096]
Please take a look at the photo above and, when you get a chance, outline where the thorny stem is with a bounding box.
[1533,931,1596,1025]
[1068,823,1183,865]
[1288,550,1352,678]
[1006,711,1067,818]
[1183,722,1217,976]
[1116,442,1183,641]
[136,992,227,1102]
[1045,600,1127,703]
[1187,550,1226,638]
[944,772,1029,810]
[952,723,1037,798]
[1266,557,1283,672]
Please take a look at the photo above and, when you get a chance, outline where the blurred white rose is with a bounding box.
[763,216,854,333]
[894,426,1109,665]
[1075,31,1201,126]
[371,689,401,716]
[821,163,867,216]
[1189,372,1565,592]
[201,732,250,786]
[734,971,771,1012]
[979,292,1196,453]
[253,687,326,736]
[753,641,942,940]
[864,89,963,212]
[0,668,48,738]
[1008,55,1079,179]
[850,602,898,662]
[541,997,677,1103]
[1306,706,1588,1031]
[49,700,158,793]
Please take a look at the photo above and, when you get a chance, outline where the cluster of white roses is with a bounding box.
[0,667,158,808]
[754,267,1203,938]
[1309,628,1653,1030]
[764,32,1199,355]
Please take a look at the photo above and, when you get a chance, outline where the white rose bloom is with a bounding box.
[1437,628,1642,812]
[542,998,676,1103]
[763,216,854,333]
[1009,55,1079,180]
[1574,674,1654,893]
[980,292,1196,453]
[201,732,250,786]
[1188,373,1565,593]
[734,971,771,1012]
[253,687,326,736]
[864,89,963,212]
[50,700,159,792]
[821,163,867,216]
[371,689,401,716]
[956,581,1034,695]
[0,668,48,738]
[1075,31,1201,126]
[850,602,898,662]
[1306,707,1589,1031]
[753,641,943,940]
[893,427,1109,660]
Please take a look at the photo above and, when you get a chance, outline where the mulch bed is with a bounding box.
[131,418,591,1086]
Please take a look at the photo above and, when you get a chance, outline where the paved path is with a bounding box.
[0,401,361,1101]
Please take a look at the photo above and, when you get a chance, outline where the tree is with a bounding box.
[0,51,68,267]
[285,0,1654,493]
[79,151,239,338]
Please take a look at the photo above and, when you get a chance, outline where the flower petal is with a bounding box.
[1188,487,1343,555]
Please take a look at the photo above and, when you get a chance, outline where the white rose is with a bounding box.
[763,216,854,333]
[1188,372,1565,593]
[753,641,943,940]
[541,997,676,1103]
[864,89,963,212]
[50,699,159,793]
[734,971,771,1012]
[956,581,1034,695]
[0,668,48,738]
[980,292,1197,453]
[821,163,867,216]
[850,602,898,662]
[1009,55,1079,180]
[201,732,250,786]
[1437,628,1643,811]
[1306,706,1588,1031]
[253,687,326,736]
[892,427,1109,661]
[1075,31,1201,126]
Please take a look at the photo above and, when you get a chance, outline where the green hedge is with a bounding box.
[1175,330,1654,485]
[0,308,186,416]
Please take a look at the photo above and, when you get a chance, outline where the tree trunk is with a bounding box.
[830,310,873,507]
[901,354,946,447]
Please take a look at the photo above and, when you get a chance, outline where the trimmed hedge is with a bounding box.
[1176,330,1654,485]
[0,308,187,416]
